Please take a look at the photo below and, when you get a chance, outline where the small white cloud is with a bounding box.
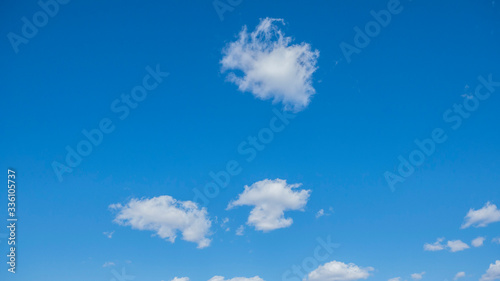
[447,240,470,252]
[208,276,264,281]
[388,278,401,281]
[454,272,466,280]
[171,277,190,281]
[411,272,425,280]
[102,262,115,268]
[227,179,310,232]
[481,260,500,281]
[472,237,486,247]
[461,202,500,229]
[110,195,212,248]
[316,209,325,218]
[492,237,500,244]
[424,238,445,251]
[236,225,245,236]
[103,231,114,239]
[221,18,319,112]
[306,260,374,281]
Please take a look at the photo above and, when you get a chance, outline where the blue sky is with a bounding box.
[1,0,500,280]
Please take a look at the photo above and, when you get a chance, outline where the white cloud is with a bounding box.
[220,17,319,112]
[424,238,471,252]
[236,225,245,236]
[424,238,445,251]
[447,240,470,252]
[102,262,115,268]
[110,196,212,248]
[208,276,264,281]
[171,277,190,281]
[461,202,500,229]
[454,272,466,280]
[306,260,374,281]
[316,209,325,218]
[103,231,114,239]
[227,179,310,232]
[388,278,401,281]
[481,260,500,281]
[472,236,486,247]
[411,272,425,280]
[493,237,500,244]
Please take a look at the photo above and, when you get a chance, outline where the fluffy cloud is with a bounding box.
[227,179,310,231]
[110,196,212,248]
[306,260,374,281]
[208,276,264,281]
[493,237,500,244]
[472,237,486,247]
[454,272,466,280]
[481,260,500,281]
[220,18,319,112]
[388,278,401,281]
[461,202,500,229]
[424,238,445,251]
[447,240,470,252]
[411,272,425,280]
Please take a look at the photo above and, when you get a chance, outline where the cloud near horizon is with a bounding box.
[306,260,374,281]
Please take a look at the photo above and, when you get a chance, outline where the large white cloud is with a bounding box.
[110,196,212,248]
[306,260,374,281]
[461,202,500,229]
[227,179,310,231]
[220,17,319,112]
[481,260,500,281]
[208,276,264,281]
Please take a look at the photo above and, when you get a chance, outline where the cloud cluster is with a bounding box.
[424,238,470,252]
[110,196,212,248]
[227,179,310,231]
[306,261,374,281]
[221,17,319,112]
[461,202,500,229]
